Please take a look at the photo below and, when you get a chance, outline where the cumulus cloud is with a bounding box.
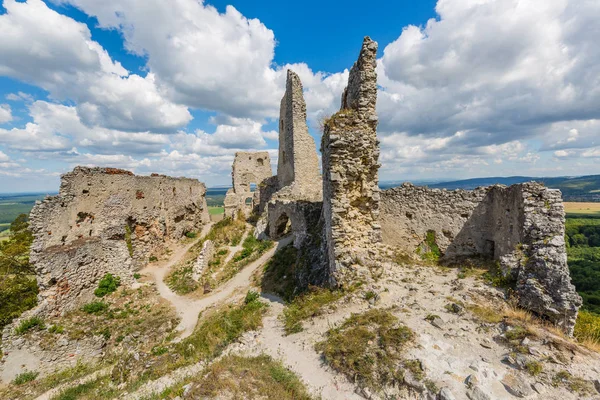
[0,104,12,124]
[0,0,191,132]
[51,0,347,122]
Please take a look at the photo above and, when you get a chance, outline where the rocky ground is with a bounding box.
[2,224,600,400]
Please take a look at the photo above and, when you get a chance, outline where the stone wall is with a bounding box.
[29,167,210,316]
[381,182,582,334]
[277,70,321,198]
[192,240,215,281]
[224,151,273,219]
[321,37,381,286]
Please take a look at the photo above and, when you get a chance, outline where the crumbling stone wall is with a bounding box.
[255,70,323,242]
[29,167,210,316]
[381,182,582,334]
[321,37,381,286]
[192,240,214,282]
[224,151,273,219]
[277,70,321,198]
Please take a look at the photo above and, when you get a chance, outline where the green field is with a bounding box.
[208,206,225,215]
[0,194,49,224]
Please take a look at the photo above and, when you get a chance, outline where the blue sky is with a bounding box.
[0,0,599,192]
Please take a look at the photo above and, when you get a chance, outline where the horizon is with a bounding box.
[1,0,600,192]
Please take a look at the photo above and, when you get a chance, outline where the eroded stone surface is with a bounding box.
[380,182,581,334]
[223,151,273,219]
[28,167,209,316]
[321,36,381,286]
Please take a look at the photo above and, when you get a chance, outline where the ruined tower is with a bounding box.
[277,70,321,197]
[321,37,381,285]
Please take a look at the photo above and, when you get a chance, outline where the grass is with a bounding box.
[564,202,600,216]
[552,370,596,394]
[165,217,246,295]
[184,354,313,400]
[524,361,543,376]
[574,310,600,350]
[282,287,346,335]
[315,308,415,393]
[208,206,225,215]
[15,316,45,334]
[13,370,39,385]
[51,375,118,400]
[82,301,108,314]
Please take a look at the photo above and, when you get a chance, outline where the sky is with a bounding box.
[0,0,599,193]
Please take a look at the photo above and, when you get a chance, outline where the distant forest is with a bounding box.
[566,215,600,314]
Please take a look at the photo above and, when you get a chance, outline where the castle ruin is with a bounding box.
[235,37,581,334]
[28,167,210,316]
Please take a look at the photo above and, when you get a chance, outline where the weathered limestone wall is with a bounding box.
[277,70,321,197]
[381,182,582,334]
[255,70,323,243]
[29,167,210,316]
[224,151,273,218]
[321,37,381,286]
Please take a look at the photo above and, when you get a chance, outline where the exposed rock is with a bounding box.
[27,167,209,317]
[437,388,456,400]
[466,387,491,400]
[191,240,214,282]
[322,36,381,286]
[223,151,273,219]
[501,372,534,398]
[380,182,581,334]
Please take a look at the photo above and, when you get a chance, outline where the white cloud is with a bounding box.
[52,0,347,123]
[0,0,191,132]
[5,92,34,102]
[0,104,12,123]
[377,0,600,144]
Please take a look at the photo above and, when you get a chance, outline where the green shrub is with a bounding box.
[13,370,39,385]
[245,290,260,304]
[94,273,120,297]
[185,232,197,239]
[82,301,108,314]
[124,225,134,257]
[48,324,64,334]
[15,316,45,335]
[0,275,38,331]
[133,273,142,279]
[151,345,168,356]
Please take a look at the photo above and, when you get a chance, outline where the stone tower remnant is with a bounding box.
[321,37,382,286]
[223,151,273,218]
[277,70,321,197]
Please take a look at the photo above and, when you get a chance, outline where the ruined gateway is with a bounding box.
[20,38,580,335]
[226,37,581,334]
[28,167,210,316]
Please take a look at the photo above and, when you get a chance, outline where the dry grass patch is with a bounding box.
[183,354,313,400]
[315,308,415,393]
[282,287,346,335]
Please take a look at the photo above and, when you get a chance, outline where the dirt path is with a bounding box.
[142,225,292,339]
[250,296,363,400]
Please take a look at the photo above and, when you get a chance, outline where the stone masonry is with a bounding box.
[28,167,210,316]
[277,70,322,198]
[223,151,273,219]
[192,240,215,282]
[321,37,381,286]
[381,182,582,334]
[254,70,323,244]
